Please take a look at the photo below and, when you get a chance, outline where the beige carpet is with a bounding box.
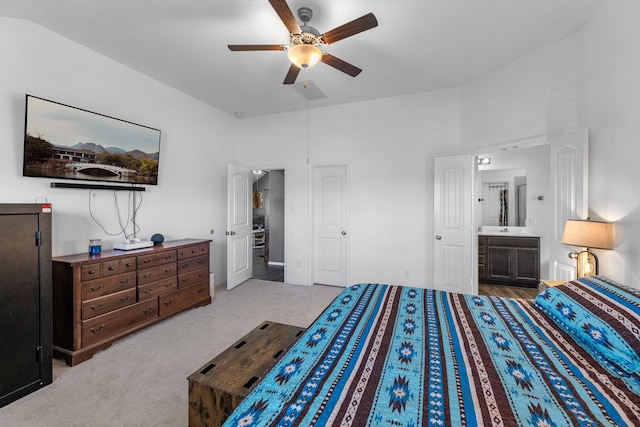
[0,280,343,426]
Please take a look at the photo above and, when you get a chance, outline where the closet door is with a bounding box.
[313,165,349,287]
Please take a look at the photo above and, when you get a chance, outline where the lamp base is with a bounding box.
[575,249,598,278]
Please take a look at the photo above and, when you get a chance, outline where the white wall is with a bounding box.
[460,0,640,286]
[0,18,236,284]
[237,89,461,287]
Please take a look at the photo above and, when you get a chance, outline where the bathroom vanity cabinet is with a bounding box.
[479,235,540,288]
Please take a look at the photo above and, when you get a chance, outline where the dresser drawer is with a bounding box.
[159,282,209,317]
[138,262,177,286]
[81,288,136,320]
[101,259,121,277]
[81,299,158,347]
[138,277,178,300]
[81,263,102,281]
[178,268,208,289]
[178,243,209,260]
[178,255,208,274]
[119,257,137,273]
[81,271,136,300]
[137,250,177,269]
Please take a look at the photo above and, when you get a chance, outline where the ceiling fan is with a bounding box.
[228,0,378,85]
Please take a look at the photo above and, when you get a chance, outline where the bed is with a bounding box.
[223,276,640,426]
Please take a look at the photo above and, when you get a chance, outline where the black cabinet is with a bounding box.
[478,235,487,282]
[0,204,52,407]
[483,236,540,288]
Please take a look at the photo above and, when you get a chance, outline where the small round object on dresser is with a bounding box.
[150,233,164,244]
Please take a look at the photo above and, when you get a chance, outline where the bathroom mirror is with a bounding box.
[479,168,527,226]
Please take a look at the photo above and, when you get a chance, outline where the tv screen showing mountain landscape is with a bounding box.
[23,95,161,185]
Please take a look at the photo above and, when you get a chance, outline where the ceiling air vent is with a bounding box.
[292,80,326,101]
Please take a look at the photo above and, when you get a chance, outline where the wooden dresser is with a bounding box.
[52,239,211,366]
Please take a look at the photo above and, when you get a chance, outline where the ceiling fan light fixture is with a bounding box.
[287,43,322,69]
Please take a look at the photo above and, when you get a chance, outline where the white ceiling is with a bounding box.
[1,0,604,118]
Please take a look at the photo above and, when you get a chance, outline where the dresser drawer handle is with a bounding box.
[90,284,103,292]
[165,255,173,260]
[120,296,131,302]
[181,263,188,269]
[90,303,104,311]
[143,259,151,264]
[143,307,155,315]
[108,266,115,271]
[198,287,205,293]
[198,260,205,265]
[165,268,173,273]
[125,263,133,268]
[165,283,172,288]
[90,325,106,334]
[144,288,153,295]
[164,298,175,306]
[144,273,153,279]
[120,278,129,285]
[88,269,96,275]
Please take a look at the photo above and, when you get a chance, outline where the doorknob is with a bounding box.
[341,231,347,235]
[225,231,237,236]
[435,235,442,240]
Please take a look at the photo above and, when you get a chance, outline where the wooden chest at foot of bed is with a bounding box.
[187,321,306,427]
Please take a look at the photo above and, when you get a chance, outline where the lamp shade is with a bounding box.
[561,219,614,250]
[287,44,322,69]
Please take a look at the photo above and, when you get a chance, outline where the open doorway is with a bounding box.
[252,169,285,282]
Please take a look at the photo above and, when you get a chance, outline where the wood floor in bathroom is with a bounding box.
[478,283,540,299]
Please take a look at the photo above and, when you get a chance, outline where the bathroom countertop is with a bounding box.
[478,231,541,237]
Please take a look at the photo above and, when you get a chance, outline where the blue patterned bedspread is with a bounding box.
[224,281,640,426]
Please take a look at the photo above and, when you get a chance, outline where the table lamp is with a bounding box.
[561,219,613,278]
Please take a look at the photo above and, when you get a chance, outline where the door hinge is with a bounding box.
[35,230,42,247]
[36,346,43,363]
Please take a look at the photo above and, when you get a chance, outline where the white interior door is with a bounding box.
[549,130,589,281]
[433,155,474,294]
[226,164,252,290]
[313,165,348,287]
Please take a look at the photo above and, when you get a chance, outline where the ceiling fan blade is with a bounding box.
[268,0,302,35]
[228,44,285,51]
[321,54,362,77]
[283,64,301,85]
[321,13,378,45]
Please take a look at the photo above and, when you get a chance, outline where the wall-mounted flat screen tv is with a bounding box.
[23,95,161,185]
